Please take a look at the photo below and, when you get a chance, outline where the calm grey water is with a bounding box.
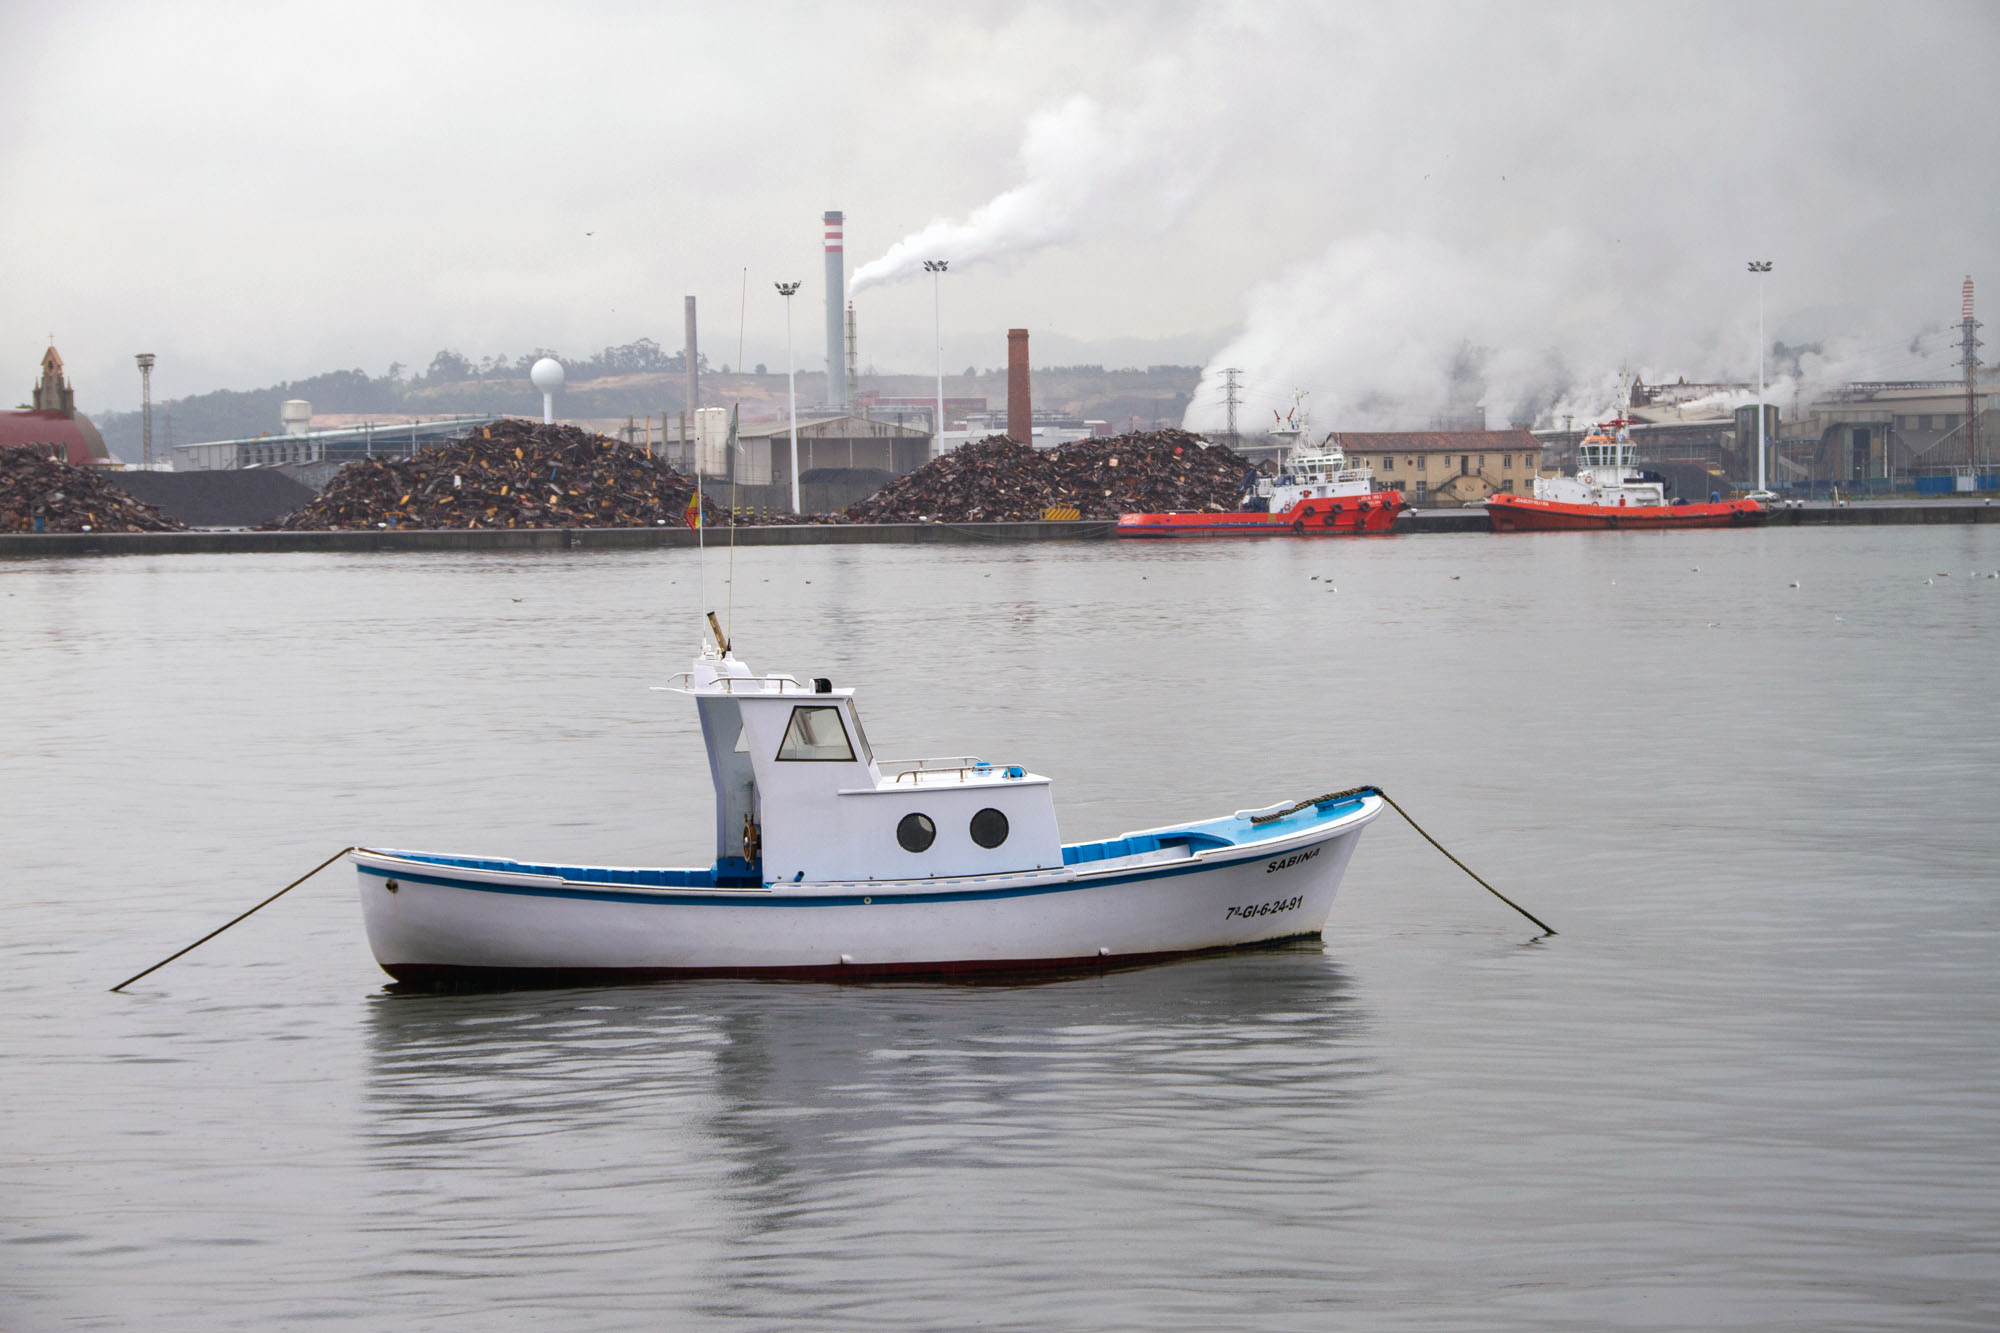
[4,527,1998,1330]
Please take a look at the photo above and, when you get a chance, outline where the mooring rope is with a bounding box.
[1255,786,1555,937]
[109,846,357,993]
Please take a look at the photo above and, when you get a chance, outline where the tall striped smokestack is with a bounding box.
[1007,329,1031,445]
[824,211,846,409]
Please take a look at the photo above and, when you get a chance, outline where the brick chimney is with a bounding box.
[1007,329,1031,445]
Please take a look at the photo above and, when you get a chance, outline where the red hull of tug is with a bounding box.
[1117,491,1405,538]
[1485,494,1765,532]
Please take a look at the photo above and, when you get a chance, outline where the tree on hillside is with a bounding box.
[423,349,475,383]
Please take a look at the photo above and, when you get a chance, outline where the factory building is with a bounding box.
[731,415,932,487]
[0,345,110,465]
[1772,381,1999,489]
[173,400,497,479]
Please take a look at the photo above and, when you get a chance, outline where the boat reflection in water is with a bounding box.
[361,945,1376,1315]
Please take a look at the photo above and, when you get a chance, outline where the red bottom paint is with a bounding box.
[1485,494,1766,531]
[1117,492,1404,538]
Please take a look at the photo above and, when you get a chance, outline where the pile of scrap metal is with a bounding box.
[842,430,1249,523]
[0,449,185,532]
[268,420,727,530]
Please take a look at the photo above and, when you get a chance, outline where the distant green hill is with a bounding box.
[91,341,1201,460]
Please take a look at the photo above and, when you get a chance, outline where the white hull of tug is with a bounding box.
[354,804,1377,982]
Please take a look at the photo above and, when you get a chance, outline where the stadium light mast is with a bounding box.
[134,352,157,466]
[776,281,802,514]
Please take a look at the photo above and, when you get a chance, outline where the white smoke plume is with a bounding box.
[1185,230,1977,438]
[848,75,1218,297]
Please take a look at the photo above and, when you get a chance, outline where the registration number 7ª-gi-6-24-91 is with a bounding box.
[1225,895,1303,920]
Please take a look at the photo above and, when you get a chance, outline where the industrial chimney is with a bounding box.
[685,295,699,422]
[1007,329,1031,445]
[824,211,847,409]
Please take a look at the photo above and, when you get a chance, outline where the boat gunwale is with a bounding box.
[351,793,1380,907]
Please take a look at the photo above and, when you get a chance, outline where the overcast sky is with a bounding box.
[5,1,1995,426]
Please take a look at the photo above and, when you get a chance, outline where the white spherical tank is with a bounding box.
[530,357,564,424]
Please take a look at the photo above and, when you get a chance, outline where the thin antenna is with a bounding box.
[727,268,747,647]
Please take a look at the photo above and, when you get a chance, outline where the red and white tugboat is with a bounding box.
[1116,427,1405,539]
[1485,417,1764,532]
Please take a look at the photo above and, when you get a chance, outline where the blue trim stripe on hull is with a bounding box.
[358,829,1349,908]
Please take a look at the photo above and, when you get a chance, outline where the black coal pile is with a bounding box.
[842,429,1250,523]
[270,419,727,530]
[1,449,187,532]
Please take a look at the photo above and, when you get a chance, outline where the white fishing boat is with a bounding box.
[352,634,1384,983]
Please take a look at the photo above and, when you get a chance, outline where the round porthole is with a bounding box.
[970,807,1009,849]
[897,813,936,853]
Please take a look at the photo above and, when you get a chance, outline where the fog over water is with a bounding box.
[4,528,1999,1328]
[6,2,1994,424]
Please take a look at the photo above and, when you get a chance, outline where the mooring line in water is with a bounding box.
[1255,787,1554,937]
[109,846,357,993]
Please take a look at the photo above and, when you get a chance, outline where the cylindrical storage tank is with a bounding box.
[695,406,732,478]
[281,400,312,435]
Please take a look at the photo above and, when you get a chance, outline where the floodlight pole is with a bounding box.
[134,354,157,467]
[925,260,948,457]
[1749,260,1773,491]
[776,281,802,514]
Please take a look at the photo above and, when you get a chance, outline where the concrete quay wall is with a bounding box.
[0,520,1117,558]
[2,502,1993,559]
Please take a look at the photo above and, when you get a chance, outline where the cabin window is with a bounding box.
[777,705,855,761]
[897,812,936,852]
[970,808,1010,849]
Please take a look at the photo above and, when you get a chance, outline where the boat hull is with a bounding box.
[354,798,1380,983]
[1116,492,1403,538]
[1485,494,1765,531]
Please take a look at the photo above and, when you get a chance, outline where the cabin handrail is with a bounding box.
[878,755,984,774]
[886,759,1027,784]
[660,671,812,695]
